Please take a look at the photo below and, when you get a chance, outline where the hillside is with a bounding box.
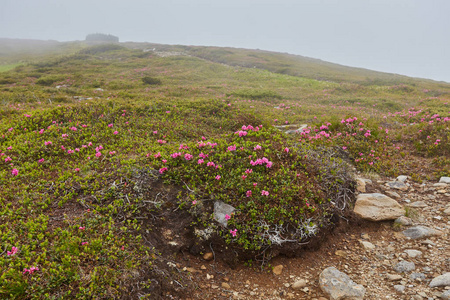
[0,40,449,299]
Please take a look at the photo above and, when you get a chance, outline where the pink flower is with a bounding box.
[95,152,101,158]
[261,190,269,196]
[108,123,113,127]
[225,214,231,220]
[246,190,252,197]
[38,158,44,163]
[159,167,168,174]
[253,182,257,187]
[109,151,116,155]
[197,159,204,164]
[5,156,11,162]
[192,200,197,205]
[79,226,85,230]
[227,145,236,151]
[184,153,193,161]
[284,147,289,153]
[229,229,237,237]
[7,246,18,256]
[153,130,158,134]
[215,175,221,180]
[113,131,118,135]
[254,145,262,150]
[44,141,52,146]
[241,174,247,180]
[342,146,347,150]
[207,161,215,167]
[245,169,253,174]
[74,168,80,172]
[81,242,88,245]
[11,169,18,176]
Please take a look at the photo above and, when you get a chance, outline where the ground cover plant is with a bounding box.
[0,41,449,299]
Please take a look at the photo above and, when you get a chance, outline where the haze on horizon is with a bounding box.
[1,0,449,83]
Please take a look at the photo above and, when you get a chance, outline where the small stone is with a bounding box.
[386,181,409,191]
[402,226,443,239]
[206,274,214,280]
[443,207,450,215]
[319,267,365,300]
[273,265,283,275]
[395,216,413,226]
[429,273,450,287]
[439,177,450,183]
[200,265,207,270]
[408,201,428,208]
[203,252,214,261]
[394,261,415,273]
[433,183,448,188]
[284,283,290,288]
[221,282,231,289]
[387,274,403,281]
[186,267,196,273]
[292,279,307,290]
[409,273,426,281]
[397,175,408,182]
[211,284,219,289]
[335,250,347,257]
[394,285,406,293]
[356,178,366,193]
[386,190,401,198]
[404,249,423,258]
[360,240,375,250]
[440,290,450,300]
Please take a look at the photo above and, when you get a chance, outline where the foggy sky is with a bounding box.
[1,0,449,82]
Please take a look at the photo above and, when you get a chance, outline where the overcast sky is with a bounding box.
[1,0,449,82]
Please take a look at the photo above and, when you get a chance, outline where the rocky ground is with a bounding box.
[170,175,450,300]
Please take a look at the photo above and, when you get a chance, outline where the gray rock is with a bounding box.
[434,183,448,188]
[386,181,409,191]
[397,175,408,182]
[443,207,450,215]
[292,279,307,290]
[409,273,426,281]
[404,249,422,258]
[386,190,401,198]
[408,201,428,208]
[387,274,403,281]
[354,193,405,221]
[439,177,450,183]
[395,216,413,226]
[360,240,375,250]
[429,273,450,287]
[319,267,365,300]
[402,226,443,240]
[394,285,405,293]
[394,261,415,273]
[213,201,235,227]
[441,290,450,300]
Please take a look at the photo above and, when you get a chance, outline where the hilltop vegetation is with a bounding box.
[0,40,449,299]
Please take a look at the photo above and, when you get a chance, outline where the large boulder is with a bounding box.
[319,267,365,300]
[354,193,405,221]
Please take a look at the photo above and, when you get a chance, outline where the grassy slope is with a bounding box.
[0,40,449,299]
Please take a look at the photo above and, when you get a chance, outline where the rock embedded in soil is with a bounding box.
[386,181,409,191]
[429,273,450,287]
[319,267,365,300]
[402,225,443,239]
[354,193,405,221]
[273,265,283,275]
[213,201,235,227]
[439,177,450,184]
[441,290,450,300]
[356,178,366,193]
[397,175,408,182]
[394,284,406,293]
[387,274,403,281]
[291,279,307,290]
[394,261,415,273]
[395,216,413,226]
[203,252,214,261]
[386,190,401,199]
[408,201,428,208]
[404,249,422,258]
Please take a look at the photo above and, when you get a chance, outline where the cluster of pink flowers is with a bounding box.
[184,153,193,160]
[11,169,18,176]
[44,141,52,146]
[179,144,189,150]
[235,130,248,137]
[254,145,262,150]
[23,266,39,275]
[159,167,168,174]
[7,246,18,256]
[227,145,236,151]
[250,157,273,168]
[229,229,237,237]
[261,190,269,196]
[171,152,182,158]
[157,139,166,144]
